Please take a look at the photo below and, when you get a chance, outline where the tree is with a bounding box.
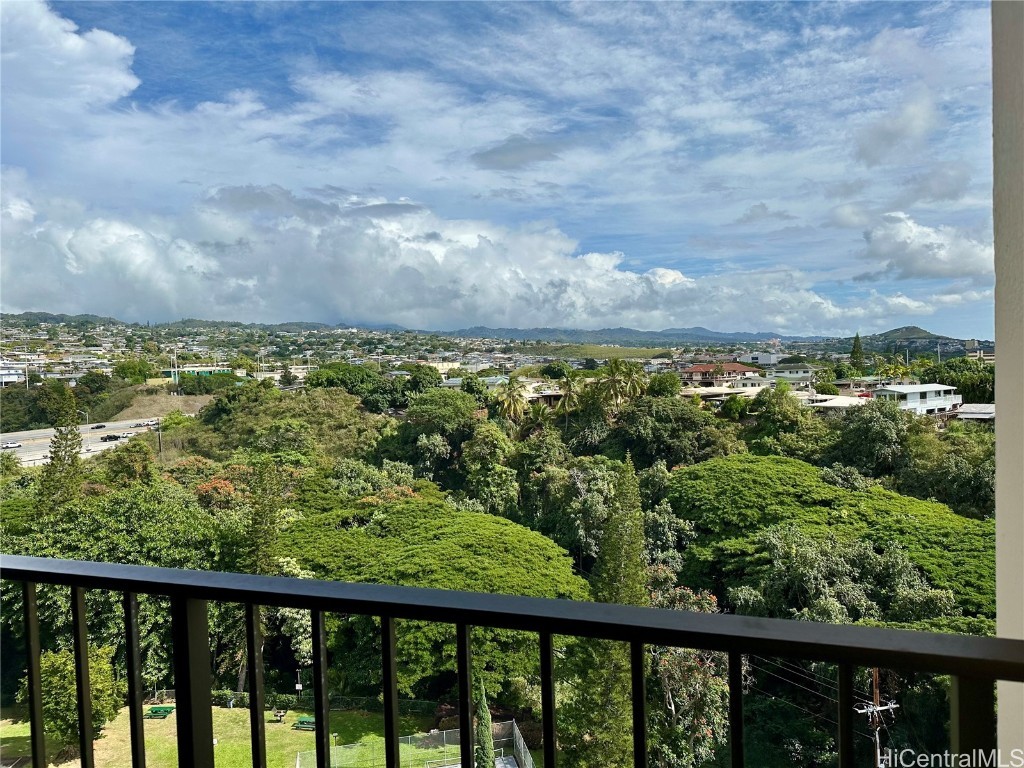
[474,676,495,768]
[494,377,528,423]
[460,374,489,406]
[113,358,155,384]
[647,568,730,768]
[604,396,744,469]
[539,360,573,380]
[35,388,82,515]
[18,645,126,748]
[231,355,257,375]
[280,366,298,387]
[829,399,912,477]
[646,372,681,398]
[559,459,648,768]
[555,375,583,429]
[104,440,157,487]
[850,333,865,373]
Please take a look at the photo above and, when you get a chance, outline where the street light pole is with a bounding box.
[77,409,89,426]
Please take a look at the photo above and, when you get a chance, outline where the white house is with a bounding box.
[767,363,821,381]
[737,352,783,366]
[872,384,962,416]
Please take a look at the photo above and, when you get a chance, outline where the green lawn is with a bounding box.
[2,706,437,768]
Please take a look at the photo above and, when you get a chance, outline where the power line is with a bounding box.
[752,655,873,702]
[749,686,873,741]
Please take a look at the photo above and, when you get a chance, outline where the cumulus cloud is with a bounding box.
[1,176,943,335]
[860,211,993,281]
[855,90,939,167]
[734,202,796,225]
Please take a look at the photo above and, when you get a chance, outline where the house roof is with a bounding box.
[684,363,760,374]
[956,403,996,419]
[874,384,957,394]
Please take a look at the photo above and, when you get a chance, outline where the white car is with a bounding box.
[1,441,22,449]
[119,432,137,439]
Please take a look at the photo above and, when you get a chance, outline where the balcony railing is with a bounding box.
[2,554,1023,768]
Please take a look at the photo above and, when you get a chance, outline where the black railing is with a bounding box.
[3,554,1023,768]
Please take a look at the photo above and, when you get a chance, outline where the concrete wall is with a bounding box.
[993,0,1024,747]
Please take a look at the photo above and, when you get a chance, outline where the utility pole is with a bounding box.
[854,668,900,768]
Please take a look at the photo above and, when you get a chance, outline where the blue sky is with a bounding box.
[1,1,995,337]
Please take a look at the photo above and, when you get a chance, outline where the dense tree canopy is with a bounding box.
[666,454,995,618]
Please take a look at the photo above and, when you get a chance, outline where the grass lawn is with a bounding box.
[2,707,436,768]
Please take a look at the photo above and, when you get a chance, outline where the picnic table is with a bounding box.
[292,715,316,731]
[272,709,288,723]
[144,705,175,719]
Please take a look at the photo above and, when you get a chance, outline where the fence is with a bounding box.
[150,688,436,715]
[296,721,530,768]
[5,555,1022,768]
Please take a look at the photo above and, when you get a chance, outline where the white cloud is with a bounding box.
[2,176,949,336]
[861,211,993,281]
[855,90,940,167]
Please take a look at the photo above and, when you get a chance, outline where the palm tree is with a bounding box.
[601,359,647,408]
[601,359,629,408]
[556,375,583,428]
[494,376,528,423]
[520,402,555,438]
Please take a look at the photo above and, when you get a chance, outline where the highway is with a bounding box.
[1,418,162,466]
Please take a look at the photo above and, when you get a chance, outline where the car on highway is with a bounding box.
[91,423,106,429]
[120,432,137,439]
[1,441,22,449]
[100,434,121,442]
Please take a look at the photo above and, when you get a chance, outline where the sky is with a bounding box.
[0,0,996,337]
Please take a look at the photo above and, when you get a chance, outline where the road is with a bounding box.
[1,418,163,466]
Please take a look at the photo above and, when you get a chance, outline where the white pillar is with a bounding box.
[993,0,1024,748]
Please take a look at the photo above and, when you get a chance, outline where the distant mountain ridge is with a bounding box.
[439,325,817,344]
[1,311,987,348]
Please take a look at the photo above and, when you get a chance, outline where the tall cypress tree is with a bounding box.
[474,676,495,768]
[35,385,82,515]
[850,332,865,373]
[560,457,649,768]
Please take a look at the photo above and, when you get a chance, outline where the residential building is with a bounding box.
[872,384,962,416]
[767,363,821,382]
[677,362,760,387]
[737,352,783,366]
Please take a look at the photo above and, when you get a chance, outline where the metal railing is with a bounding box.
[3,554,1023,768]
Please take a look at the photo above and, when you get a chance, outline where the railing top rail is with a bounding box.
[3,555,1022,681]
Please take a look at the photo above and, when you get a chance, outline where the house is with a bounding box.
[767,363,821,382]
[677,363,760,387]
[956,403,996,423]
[737,352,783,366]
[730,374,767,390]
[872,384,962,416]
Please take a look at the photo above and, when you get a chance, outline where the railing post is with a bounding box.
[539,632,557,768]
[246,603,267,768]
[456,624,474,768]
[312,610,331,768]
[630,641,647,768]
[170,596,214,768]
[71,587,95,768]
[837,664,855,768]
[950,676,996,753]
[123,593,146,768]
[22,583,46,768]
[728,651,743,767]
[382,617,400,768]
